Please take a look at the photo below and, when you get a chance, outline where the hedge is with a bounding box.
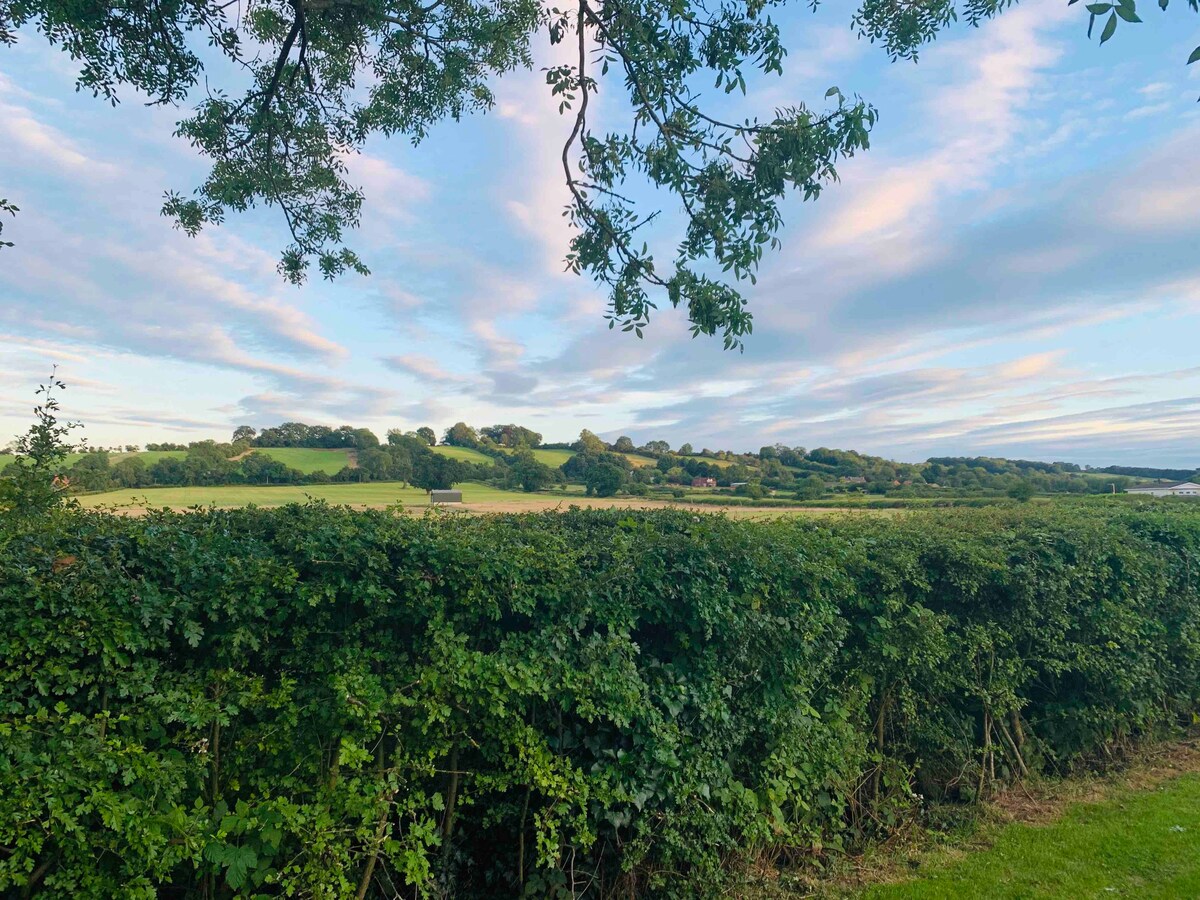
[1,504,1198,897]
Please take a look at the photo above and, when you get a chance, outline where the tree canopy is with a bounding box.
[2,0,1194,345]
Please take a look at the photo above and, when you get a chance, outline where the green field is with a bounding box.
[79,482,449,509]
[527,448,575,466]
[621,453,658,468]
[432,445,494,464]
[253,447,355,474]
[861,774,1200,899]
[73,481,871,516]
[76,482,598,510]
[432,446,575,468]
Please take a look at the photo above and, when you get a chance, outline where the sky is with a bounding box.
[2,0,1200,466]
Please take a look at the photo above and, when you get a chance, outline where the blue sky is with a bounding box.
[3,0,1200,465]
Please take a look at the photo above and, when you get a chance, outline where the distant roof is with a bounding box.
[1127,481,1200,491]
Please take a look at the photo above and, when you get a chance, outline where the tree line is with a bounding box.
[7,410,1188,502]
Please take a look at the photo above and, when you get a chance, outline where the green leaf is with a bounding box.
[1115,5,1142,21]
[1100,11,1118,43]
[825,86,840,98]
[1085,3,1111,12]
[1189,46,1200,65]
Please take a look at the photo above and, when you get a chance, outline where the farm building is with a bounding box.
[691,477,717,488]
[1125,481,1200,497]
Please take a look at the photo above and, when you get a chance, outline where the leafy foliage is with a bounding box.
[2,503,1198,895]
[7,0,1190,344]
[0,368,82,517]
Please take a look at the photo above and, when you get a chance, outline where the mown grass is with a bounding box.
[79,482,480,509]
[528,448,576,466]
[74,480,879,516]
[251,447,356,474]
[860,774,1200,899]
[431,446,577,468]
[432,445,494,464]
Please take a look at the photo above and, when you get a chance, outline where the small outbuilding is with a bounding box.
[430,489,463,504]
[691,477,717,488]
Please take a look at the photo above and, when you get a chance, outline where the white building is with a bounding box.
[1125,481,1200,497]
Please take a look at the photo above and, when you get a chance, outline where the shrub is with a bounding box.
[1,504,1197,896]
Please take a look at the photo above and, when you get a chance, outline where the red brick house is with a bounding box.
[691,476,717,488]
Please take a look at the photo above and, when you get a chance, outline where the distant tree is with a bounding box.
[0,368,83,516]
[443,422,479,448]
[679,443,694,456]
[585,463,625,498]
[416,426,436,446]
[112,456,151,489]
[509,451,555,492]
[386,429,406,447]
[641,440,671,455]
[67,451,114,492]
[759,446,777,460]
[734,481,766,499]
[573,429,607,455]
[239,451,302,484]
[794,475,826,501]
[147,456,187,485]
[1008,481,1037,502]
[612,436,635,453]
[232,425,257,443]
[352,427,381,450]
[181,444,237,486]
[411,454,460,492]
[481,424,542,448]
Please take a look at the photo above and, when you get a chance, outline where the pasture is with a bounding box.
[250,447,355,473]
[432,445,494,464]
[75,481,871,517]
[62,450,187,467]
[527,447,576,466]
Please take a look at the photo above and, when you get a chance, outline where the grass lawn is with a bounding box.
[75,480,879,516]
[79,482,427,509]
[253,447,355,474]
[432,445,494,464]
[861,774,1200,899]
[620,453,659,468]
[527,448,575,467]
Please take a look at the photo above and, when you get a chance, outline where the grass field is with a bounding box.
[251,447,355,474]
[620,453,658,468]
[861,774,1200,898]
[527,448,575,466]
[432,445,494,464]
[75,481,883,517]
